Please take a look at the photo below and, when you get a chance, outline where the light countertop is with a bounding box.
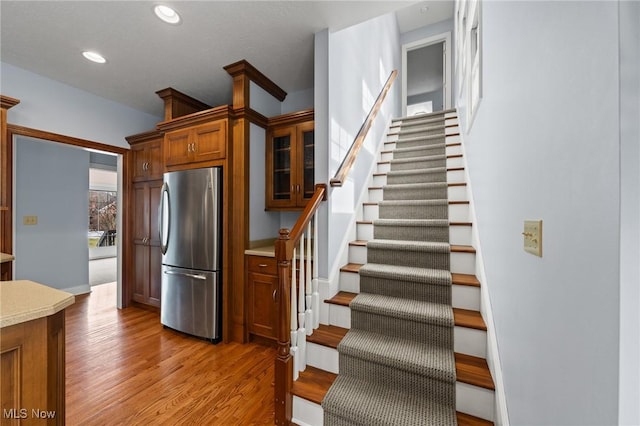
[244,245,276,258]
[0,280,75,328]
[0,252,15,263]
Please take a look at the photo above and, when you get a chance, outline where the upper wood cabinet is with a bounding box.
[164,120,227,168]
[266,110,314,210]
[127,131,163,182]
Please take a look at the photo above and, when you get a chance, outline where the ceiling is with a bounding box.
[0,1,454,118]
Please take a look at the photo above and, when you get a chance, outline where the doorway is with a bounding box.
[9,126,127,308]
[402,32,452,117]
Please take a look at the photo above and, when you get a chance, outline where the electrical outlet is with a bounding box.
[523,220,542,257]
[23,215,38,226]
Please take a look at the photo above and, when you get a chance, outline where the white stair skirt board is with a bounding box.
[362,203,470,223]
[293,396,324,426]
[457,383,496,422]
[307,342,340,374]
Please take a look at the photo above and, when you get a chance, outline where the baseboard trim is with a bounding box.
[62,284,91,295]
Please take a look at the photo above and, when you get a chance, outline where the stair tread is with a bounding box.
[348,240,367,247]
[457,412,495,426]
[294,356,495,417]
[374,166,464,176]
[340,263,362,273]
[455,353,496,390]
[369,182,465,190]
[363,200,469,206]
[340,263,480,287]
[451,273,481,287]
[326,291,486,331]
[325,291,357,306]
[453,308,487,331]
[307,324,348,349]
[451,245,476,253]
[291,365,337,405]
[351,293,453,328]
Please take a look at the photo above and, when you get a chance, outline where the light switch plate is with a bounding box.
[523,220,542,257]
[23,215,38,226]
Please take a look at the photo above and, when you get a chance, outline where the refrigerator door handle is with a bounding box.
[164,270,207,281]
[159,182,171,255]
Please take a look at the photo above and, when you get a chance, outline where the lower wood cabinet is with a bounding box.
[131,180,163,308]
[0,311,66,425]
[246,255,278,340]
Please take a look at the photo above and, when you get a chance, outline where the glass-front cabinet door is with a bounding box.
[265,111,314,210]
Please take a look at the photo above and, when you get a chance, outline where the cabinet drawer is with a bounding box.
[247,256,277,275]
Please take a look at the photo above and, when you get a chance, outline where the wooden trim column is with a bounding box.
[223,60,287,342]
[1,95,20,281]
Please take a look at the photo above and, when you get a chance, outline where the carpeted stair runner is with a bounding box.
[323,113,458,425]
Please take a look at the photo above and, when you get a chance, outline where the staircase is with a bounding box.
[291,110,495,425]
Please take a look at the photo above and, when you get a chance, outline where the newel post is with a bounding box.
[274,228,293,425]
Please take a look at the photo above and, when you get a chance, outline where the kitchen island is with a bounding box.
[0,280,75,425]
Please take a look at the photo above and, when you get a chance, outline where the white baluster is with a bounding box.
[298,235,306,371]
[306,221,313,335]
[290,248,298,380]
[312,212,320,329]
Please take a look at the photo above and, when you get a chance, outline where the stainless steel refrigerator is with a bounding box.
[159,167,222,342]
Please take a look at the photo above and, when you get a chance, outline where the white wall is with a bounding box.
[458,2,620,425]
[316,12,401,279]
[1,62,160,147]
[282,88,314,114]
[15,137,90,292]
[249,122,280,241]
[618,1,640,424]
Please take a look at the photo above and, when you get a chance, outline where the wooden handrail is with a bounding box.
[330,70,398,187]
[274,183,327,425]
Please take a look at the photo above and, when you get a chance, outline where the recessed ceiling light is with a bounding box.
[420,6,430,13]
[82,51,106,64]
[154,5,181,24]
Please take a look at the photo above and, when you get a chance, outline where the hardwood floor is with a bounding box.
[65,282,276,425]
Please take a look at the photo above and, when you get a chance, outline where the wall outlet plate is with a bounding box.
[523,219,542,257]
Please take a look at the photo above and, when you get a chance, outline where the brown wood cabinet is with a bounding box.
[126,130,164,308]
[246,255,278,340]
[1,310,66,426]
[164,120,227,168]
[130,137,162,182]
[131,180,163,308]
[266,113,314,210]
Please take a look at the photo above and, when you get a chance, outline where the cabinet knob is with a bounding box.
[258,263,268,268]
[272,289,277,302]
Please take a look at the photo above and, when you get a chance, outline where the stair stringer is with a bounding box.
[457,133,511,426]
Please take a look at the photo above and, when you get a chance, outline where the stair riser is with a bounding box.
[380,145,461,160]
[457,382,496,422]
[307,341,340,374]
[292,396,323,426]
[339,271,479,311]
[380,145,462,162]
[367,185,467,203]
[328,304,486,358]
[359,224,472,246]
[349,240,474,266]
[389,117,447,131]
[356,248,474,275]
[377,157,463,174]
[362,204,469,223]
[373,169,465,186]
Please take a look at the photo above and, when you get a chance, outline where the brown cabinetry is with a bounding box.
[246,255,278,340]
[131,180,163,308]
[266,112,314,210]
[126,130,164,309]
[1,310,66,425]
[164,120,227,168]
[131,138,162,182]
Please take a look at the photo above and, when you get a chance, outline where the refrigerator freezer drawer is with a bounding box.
[161,265,221,341]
